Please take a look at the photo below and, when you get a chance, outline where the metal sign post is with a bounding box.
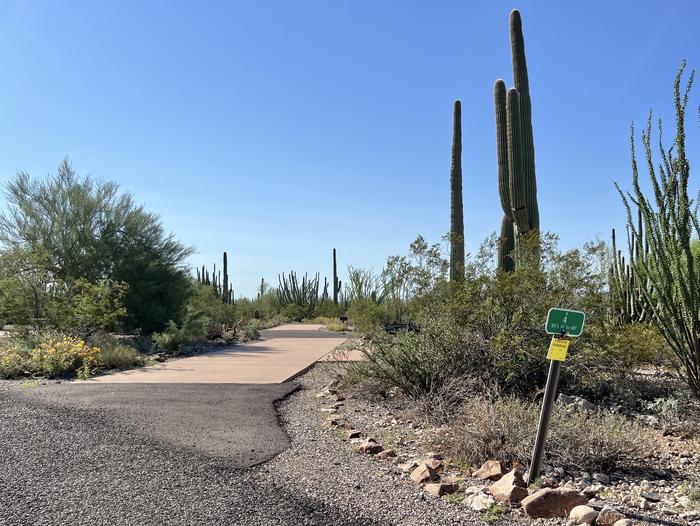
[527,308,585,485]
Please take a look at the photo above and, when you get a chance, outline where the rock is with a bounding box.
[613,520,636,526]
[377,449,396,460]
[581,485,599,499]
[568,504,598,525]
[489,469,528,504]
[464,492,496,512]
[640,491,661,502]
[322,419,342,429]
[399,460,419,473]
[472,460,506,481]
[596,505,627,526]
[521,488,588,518]
[346,430,361,439]
[410,463,438,484]
[464,485,489,496]
[153,353,166,362]
[358,438,383,455]
[593,473,610,484]
[424,458,443,472]
[424,483,458,497]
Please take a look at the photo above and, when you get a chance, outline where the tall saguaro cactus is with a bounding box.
[495,9,540,271]
[449,100,465,283]
[222,251,229,304]
[332,248,341,304]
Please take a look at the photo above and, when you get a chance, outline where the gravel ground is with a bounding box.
[0,369,505,526]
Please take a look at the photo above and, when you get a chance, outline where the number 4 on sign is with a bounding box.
[547,337,570,361]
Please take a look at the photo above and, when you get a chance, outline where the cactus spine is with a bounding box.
[495,9,540,271]
[449,100,465,283]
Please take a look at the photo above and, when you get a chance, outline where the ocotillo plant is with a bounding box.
[449,100,465,283]
[494,9,540,271]
[616,61,699,399]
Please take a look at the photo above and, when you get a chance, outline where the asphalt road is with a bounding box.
[0,381,385,526]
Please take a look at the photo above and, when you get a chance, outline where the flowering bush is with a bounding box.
[0,344,29,378]
[30,336,100,379]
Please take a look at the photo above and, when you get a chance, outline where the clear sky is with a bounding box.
[0,1,698,297]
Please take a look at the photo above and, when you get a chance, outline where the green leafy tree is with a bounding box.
[616,61,700,399]
[0,160,193,334]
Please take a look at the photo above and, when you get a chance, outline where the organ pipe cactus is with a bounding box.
[222,252,229,304]
[278,271,320,316]
[449,100,465,283]
[495,9,540,271]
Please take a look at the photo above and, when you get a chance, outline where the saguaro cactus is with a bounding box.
[449,100,465,283]
[222,252,229,304]
[495,9,540,271]
[333,248,341,304]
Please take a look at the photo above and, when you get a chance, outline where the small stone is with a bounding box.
[568,505,598,525]
[489,469,528,504]
[358,438,383,455]
[322,419,342,429]
[596,505,627,526]
[593,473,610,484]
[464,485,488,496]
[613,520,636,526]
[399,460,419,473]
[464,492,496,511]
[424,483,458,497]
[410,463,438,484]
[346,430,361,439]
[377,449,396,460]
[472,460,506,481]
[521,488,588,518]
[640,491,661,502]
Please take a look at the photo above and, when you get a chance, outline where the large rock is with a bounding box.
[596,505,627,526]
[472,460,506,481]
[521,487,588,518]
[464,492,496,512]
[489,469,528,504]
[568,504,598,525]
[410,462,438,484]
[424,458,443,472]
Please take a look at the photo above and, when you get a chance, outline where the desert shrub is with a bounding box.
[46,279,128,338]
[280,303,306,322]
[442,396,657,472]
[357,310,489,398]
[241,323,260,341]
[348,299,384,334]
[30,335,100,379]
[88,334,143,370]
[0,340,31,378]
[152,307,207,353]
[313,302,343,318]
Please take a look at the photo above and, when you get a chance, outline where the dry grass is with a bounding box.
[435,395,659,473]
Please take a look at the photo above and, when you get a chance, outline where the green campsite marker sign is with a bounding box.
[544,308,585,338]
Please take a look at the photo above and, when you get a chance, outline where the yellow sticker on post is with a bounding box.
[547,337,570,361]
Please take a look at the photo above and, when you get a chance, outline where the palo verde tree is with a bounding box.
[616,61,700,399]
[0,159,193,334]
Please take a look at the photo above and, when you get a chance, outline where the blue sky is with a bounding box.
[0,1,698,297]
